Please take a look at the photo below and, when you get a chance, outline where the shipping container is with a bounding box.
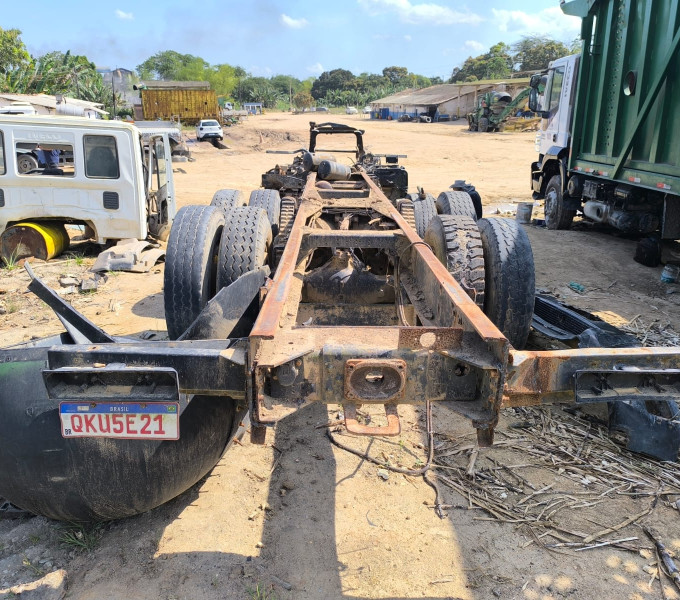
[140,90,220,124]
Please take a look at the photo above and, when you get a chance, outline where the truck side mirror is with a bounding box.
[528,88,539,112]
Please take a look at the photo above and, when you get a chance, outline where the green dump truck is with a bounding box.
[529,0,680,242]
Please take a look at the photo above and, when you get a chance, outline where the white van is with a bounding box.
[0,115,175,244]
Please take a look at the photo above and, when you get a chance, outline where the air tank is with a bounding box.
[317,160,352,181]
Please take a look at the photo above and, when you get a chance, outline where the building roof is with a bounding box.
[371,79,531,106]
[0,93,105,111]
[139,80,210,90]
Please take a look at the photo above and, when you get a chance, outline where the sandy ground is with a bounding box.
[1,113,680,600]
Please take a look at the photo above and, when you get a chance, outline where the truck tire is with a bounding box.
[478,117,489,133]
[164,205,225,340]
[249,189,281,236]
[544,175,575,230]
[0,340,246,521]
[407,192,437,238]
[436,191,478,221]
[211,189,245,214]
[478,217,535,349]
[424,215,485,308]
[217,206,272,289]
[397,199,417,232]
[16,153,38,173]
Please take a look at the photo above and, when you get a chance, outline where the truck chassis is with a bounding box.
[1,124,679,522]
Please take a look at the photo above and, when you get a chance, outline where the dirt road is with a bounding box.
[1,113,680,600]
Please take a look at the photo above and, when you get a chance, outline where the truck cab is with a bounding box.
[529,54,580,201]
[0,115,175,245]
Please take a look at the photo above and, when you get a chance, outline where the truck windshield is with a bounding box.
[548,67,565,113]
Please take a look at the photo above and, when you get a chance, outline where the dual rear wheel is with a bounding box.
[164,189,282,340]
[425,214,535,349]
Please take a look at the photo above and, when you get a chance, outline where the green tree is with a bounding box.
[450,42,512,82]
[0,28,31,75]
[207,64,239,97]
[382,66,409,86]
[136,51,204,80]
[512,36,570,72]
[293,91,313,109]
[311,69,355,100]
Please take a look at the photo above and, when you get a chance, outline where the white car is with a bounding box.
[363,106,371,114]
[195,119,223,142]
[345,106,358,114]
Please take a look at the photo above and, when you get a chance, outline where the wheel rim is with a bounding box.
[544,187,557,224]
[18,156,36,172]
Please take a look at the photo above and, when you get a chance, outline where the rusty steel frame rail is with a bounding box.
[247,170,680,445]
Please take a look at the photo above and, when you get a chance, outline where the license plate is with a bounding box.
[59,402,179,440]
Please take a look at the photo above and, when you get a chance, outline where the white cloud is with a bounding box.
[464,40,485,52]
[404,34,412,42]
[358,0,482,25]
[306,62,324,75]
[492,7,580,38]
[115,9,133,20]
[280,14,309,29]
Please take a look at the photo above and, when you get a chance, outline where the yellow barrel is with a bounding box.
[0,221,70,262]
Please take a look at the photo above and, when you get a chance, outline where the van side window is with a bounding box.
[16,141,74,176]
[84,135,119,179]
[0,131,5,175]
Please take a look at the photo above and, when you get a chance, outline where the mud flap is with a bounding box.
[536,293,680,462]
[609,400,680,462]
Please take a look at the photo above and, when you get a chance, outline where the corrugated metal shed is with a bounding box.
[0,94,106,116]
[371,80,531,106]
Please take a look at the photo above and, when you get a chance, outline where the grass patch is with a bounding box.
[1,248,21,271]
[247,582,277,600]
[58,522,103,553]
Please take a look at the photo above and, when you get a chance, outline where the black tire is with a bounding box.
[407,192,437,238]
[217,206,272,289]
[0,341,245,521]
[479,117,489,132]
[17,153,38,173]
[164,205,225,340]
[397,199,417,232]
[436,191,478,221]
[211,188,245,214]
[544,174,575,230]
[424,215,485,308]
[478,217,535,349]
[249,189,281,236]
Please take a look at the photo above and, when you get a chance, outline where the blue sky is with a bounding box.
[4,0,582,80]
